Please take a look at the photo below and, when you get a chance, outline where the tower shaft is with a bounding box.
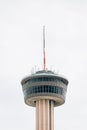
[36,99,54,130]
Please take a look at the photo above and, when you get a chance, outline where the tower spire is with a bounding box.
[43,25,46,70]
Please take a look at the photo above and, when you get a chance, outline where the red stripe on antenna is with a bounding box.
[43,26,46,70]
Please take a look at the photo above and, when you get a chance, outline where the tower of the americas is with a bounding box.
[21,26,69,130]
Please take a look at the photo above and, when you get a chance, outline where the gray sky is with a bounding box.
[0,0,87,130]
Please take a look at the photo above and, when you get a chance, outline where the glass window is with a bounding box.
[49,86,51,92]
[38,87,41,92]
[44,86,47,92]
[58,88,62,94]
[27,77,62,83]
[24,85,65,97]
[34,87,37,93]
[53,86,56,93]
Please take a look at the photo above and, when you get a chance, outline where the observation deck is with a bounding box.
[21,70,68,107]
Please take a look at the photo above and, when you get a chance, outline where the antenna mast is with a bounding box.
[43,26,46,70]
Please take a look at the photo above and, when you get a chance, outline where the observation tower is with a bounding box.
[21,26,69,130]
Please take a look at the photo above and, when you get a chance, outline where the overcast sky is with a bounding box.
[0,0,87,130]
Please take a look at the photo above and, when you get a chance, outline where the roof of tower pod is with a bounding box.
[21,70,68,85]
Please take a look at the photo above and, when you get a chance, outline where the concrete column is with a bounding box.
[36,99,54,130]
[50,100,54,130]
[36,101,39,130]
[45,100,49,130]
